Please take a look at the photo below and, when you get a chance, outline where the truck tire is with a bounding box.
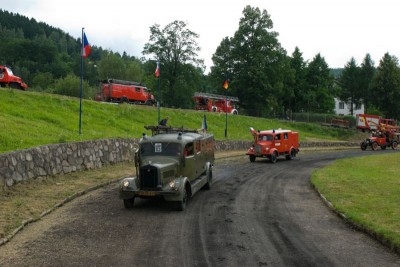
[392,141,398,150]
[176,186,187,211]
[286,149,295,160]
[10,82,20,89]
[270,151,277,163]
[249,155,256,162]
[360,142,367,150]
[371,142,379,151]
[145,100,153,106]
[203,164,213,190]
[123,197,135,209]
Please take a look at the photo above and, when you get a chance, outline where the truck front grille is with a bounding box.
[255,145,262,154]
[140,165,160,190]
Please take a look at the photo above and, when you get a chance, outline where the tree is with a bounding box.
[51,74,95,99]
[209,37,234,92]
[305,54,334,113]
[371,53,400,119]
[338,57,362,115]
[289,47,308,113]
[124,60,145,82]
[210,5,288,117]
[143,20,204,107]
[359,54,375,113]
[97,51,125,80]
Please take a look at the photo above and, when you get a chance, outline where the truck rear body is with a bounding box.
[97,79,154,105]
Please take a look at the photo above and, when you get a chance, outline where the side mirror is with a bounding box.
[131,143,140,167]
[132,143,139,153]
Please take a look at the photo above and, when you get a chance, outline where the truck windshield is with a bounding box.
[259,135,273,141]
[5,67,13,75]
[140,142,181,157]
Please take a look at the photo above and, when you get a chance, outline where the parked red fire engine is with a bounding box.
[358,114,400,151]
[0,65,28,90]
[246,127,299,163]
[96,79,155,105]
[356,114,398,132]
[193,92,239,115]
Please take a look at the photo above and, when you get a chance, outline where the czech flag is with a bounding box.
[223,79,229,90]
[82,32,91,58]
[155,61,160,78]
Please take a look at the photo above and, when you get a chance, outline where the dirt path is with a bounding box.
[1,150,399,266]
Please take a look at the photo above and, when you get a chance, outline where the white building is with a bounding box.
[334,98,364,117]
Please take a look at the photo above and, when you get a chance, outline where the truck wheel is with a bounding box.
[203,165,213,190]
[123,197,135,209]
[285,149,295,160]
[371,142,379,151]
[145,100,153,106]
[392,141,398,150]
[176,187,187,211]
[10,82,20,89]
[270,152,277,163]
[249,155,256,162]
[360,143,367,150]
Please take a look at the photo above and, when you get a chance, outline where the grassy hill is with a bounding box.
[0,88,358,154]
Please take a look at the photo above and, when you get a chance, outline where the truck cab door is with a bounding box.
[182,142,196,181]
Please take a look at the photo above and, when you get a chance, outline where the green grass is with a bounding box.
[311,153,400,248]
[0,88,356,153]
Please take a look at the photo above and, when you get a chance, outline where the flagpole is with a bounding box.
[79,27,84,135]
[225,90,228,138]
[224,79,228,138]
[157,61,160,124]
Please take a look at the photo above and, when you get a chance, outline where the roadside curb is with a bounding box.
[0,177,123,247]
[311,184,400,255]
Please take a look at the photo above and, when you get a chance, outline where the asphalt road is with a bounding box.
[1,150,400,266]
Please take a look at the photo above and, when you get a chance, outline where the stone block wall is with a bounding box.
[0,138,138,189]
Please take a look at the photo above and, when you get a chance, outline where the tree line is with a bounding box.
[1,7,400,119]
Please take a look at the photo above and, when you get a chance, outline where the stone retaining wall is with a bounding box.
[0,138,138,189]
[0,139,358,189]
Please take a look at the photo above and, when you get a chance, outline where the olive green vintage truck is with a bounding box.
[119,126,214,211]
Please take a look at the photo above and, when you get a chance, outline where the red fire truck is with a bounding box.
[246,127,299,163]
[356,114,399,132]
[193,92,239,115]
[96,79,155,105]
[357,114,400,150]
[0,65,28,90]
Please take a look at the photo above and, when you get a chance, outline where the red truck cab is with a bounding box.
[246,127,299,163]
[0,65,28,90]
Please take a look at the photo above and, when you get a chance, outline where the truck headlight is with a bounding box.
[169,180,180,191]
[123,180,130,188]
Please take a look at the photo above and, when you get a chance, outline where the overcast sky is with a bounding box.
[1,0,400,72]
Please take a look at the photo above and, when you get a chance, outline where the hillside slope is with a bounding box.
[0,88,357,153]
